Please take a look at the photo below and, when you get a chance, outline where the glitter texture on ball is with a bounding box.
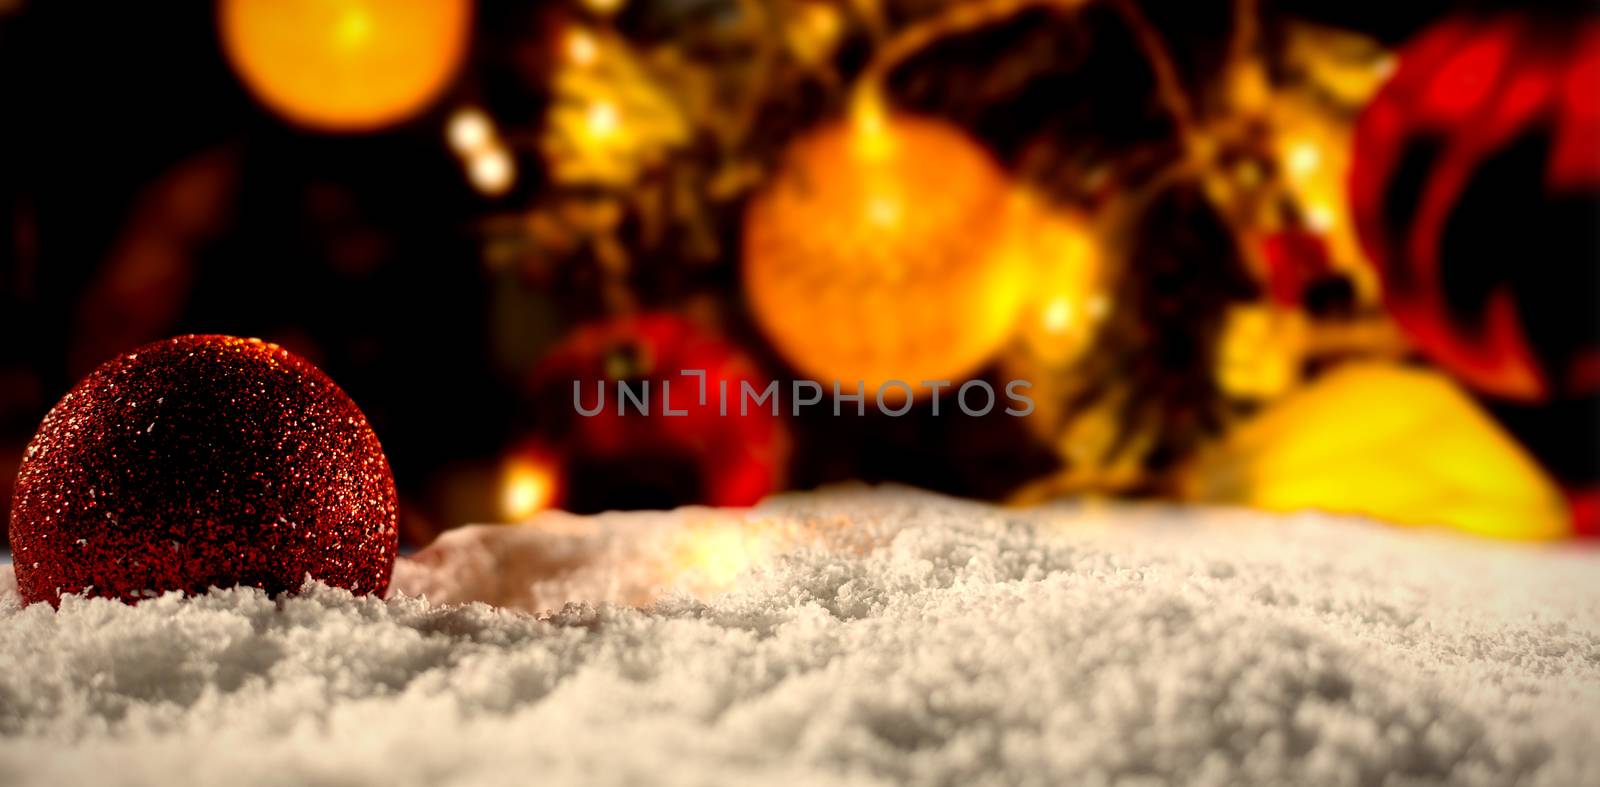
[8,335,399,605]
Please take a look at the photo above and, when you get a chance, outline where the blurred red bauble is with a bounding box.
[9,335,398,605]
[1259,229,1334,308]
[1350,12,1600,401]
[515,315,788,515]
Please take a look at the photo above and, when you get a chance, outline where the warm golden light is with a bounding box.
[335,7,373,48]
[675,523,764,590]
[219,0,471,132]
[447,107,494,154]
[1041,298,1074,335]
[468,146,516,196]
[540,30,689,187]
[785,1,845,66]
[849,90,893,159]
[584,101,622,140]
[502,457,557,521]
[564,28,600,67]
[1006,199,1106,367]
[1187,363,1571,540]
[744,112,1025,395]
[1267,102,1366,292]
[1285,139,1322,178]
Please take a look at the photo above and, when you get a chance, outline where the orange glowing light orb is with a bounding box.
[743,112,1025,394]
[219,0,472,132]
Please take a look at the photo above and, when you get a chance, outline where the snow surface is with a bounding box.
[2,487,1599,787]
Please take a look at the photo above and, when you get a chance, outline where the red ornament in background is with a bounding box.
[9,335,398,605]
[1259,230,1335,308]
[517,315,788,515]
[1350,12,1600,402]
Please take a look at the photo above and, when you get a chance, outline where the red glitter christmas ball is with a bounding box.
[8,335,398,605]
[521,314,789,513]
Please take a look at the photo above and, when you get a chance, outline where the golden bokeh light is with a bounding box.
[540,30,689,187]
[564,28,601,67]
[219,0,472,132]
[1004,199,1108,367]
[743,109,1025,395]
[1261,24,1397,301]
[1215,304,1309,400]
[467,145,516,196]
[501,455,558,521]
[447,106,494,155]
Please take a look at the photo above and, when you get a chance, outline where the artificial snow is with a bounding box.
[2,487,1599,786]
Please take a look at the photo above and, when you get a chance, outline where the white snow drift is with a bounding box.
[2,487,1598,786]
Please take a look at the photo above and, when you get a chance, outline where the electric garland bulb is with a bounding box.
[448,107,494,155]
[469,146,516,196]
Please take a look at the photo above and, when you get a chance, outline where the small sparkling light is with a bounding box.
[469,146,516,196]
[220,0,471,132]
[565,28,600,67]
[1042,297,1074,334]
[584,101,621,140]
[447,107,494,154]
[501,457,556,521]
[1305,203,1335,232]
[798,1,842,41]
[1286,140,1322,178]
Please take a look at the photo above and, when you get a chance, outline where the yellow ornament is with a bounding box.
[743,110,1025,394]
[219,0,471,132]
[1263,24,1394,302]
[1186,363,1570,540]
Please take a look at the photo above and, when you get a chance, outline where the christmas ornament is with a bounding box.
[1185,363,1570,540]
[514,315,788,515]
[743,107,1026,395]
[219,0,471,131]
[9,335,398,605]
[1349,12,1600,401]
